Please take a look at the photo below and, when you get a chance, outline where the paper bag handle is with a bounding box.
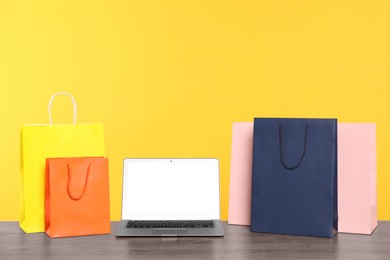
[279,123,308,170]
[67,163,92,201]
[48,92,77,124]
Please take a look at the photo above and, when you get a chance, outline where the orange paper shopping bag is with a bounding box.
[45,157,110,238]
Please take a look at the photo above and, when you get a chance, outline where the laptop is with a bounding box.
[115,158,224,237]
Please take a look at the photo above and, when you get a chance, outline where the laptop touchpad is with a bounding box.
[152,229,188,235]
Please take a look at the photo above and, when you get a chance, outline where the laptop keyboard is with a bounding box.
[126,220,214,229]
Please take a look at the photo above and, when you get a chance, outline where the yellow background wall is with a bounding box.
[1,0,389,221]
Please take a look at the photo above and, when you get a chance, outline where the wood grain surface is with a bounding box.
[1,222,389,260]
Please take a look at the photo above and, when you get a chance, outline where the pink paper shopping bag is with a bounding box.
[338,123,377,234]
[228,122,253,225]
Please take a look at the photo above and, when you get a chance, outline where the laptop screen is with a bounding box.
[121,159,220,220]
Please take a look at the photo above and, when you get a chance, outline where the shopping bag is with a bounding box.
[228,122,253,225]
[251,118,338,237]
[20,92,105,233]
[45,157,110,238]
[338,123,377,234]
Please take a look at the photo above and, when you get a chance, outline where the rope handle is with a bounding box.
[279,123,308,170]
[67,163,92,201]
[48,92,77,124]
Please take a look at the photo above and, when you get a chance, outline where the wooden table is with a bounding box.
[1,222,389,259]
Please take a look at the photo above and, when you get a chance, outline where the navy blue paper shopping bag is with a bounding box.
[250,118,338,238]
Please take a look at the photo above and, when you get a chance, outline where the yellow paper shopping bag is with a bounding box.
[20,92,105,233]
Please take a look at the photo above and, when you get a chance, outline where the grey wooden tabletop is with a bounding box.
[1,221,389,260]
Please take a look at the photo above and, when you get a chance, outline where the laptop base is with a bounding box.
[115,220,224,237]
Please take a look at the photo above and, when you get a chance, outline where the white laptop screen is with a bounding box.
[121,159,220,220]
